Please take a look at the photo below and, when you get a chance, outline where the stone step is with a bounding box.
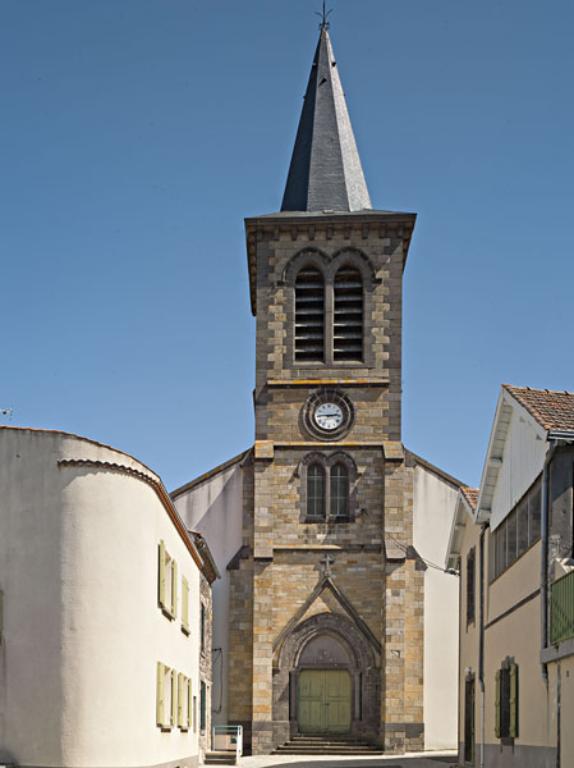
[281,741,378,749]
[204,751,237,765]
[274,741,381,755]
[275,748,381,755]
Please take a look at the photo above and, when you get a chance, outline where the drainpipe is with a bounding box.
[479,523,487,768]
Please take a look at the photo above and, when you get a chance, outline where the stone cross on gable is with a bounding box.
[319,554,335,578]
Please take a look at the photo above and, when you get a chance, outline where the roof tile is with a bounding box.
[503,384,574,432]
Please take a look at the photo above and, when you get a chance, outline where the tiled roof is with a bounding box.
[461,487,479,509]
[503,384,574,432]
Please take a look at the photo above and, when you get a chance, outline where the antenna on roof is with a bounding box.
[1,407,14,421]
[315,1,333,30]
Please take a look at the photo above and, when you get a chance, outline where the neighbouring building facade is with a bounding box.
[0,427,216,768]
[447,385,574,768]
[173,21,462,756]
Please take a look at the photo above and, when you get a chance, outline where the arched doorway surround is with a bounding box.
[272,612,380,747]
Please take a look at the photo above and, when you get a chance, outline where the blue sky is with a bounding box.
[1,0,573,490]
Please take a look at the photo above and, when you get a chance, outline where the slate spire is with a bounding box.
[281,23,372,213]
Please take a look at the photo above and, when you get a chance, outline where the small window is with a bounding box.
[158,540,178,619]
[200,603,207,654]
[200,681,207,733]
[330,463,349,518]
[295,267,325,362]
[333,266,363,362]
[495,661,519,739]
[181,576,190,635]
[464,674,475,763]
[466,547,476,625]
[193,695,198,733]
[307,462,326,518]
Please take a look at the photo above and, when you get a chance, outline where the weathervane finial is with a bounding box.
[315,1,333,30]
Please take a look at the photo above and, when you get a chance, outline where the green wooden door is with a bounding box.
[298,670,352,734]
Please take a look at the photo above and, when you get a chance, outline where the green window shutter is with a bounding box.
[182,576,190,633]
[156,662,165,727]
[170,670,177,727]
[171,560,178,618]
[158,541,166,610]
[495,670,501,738]
[509,663,519,738]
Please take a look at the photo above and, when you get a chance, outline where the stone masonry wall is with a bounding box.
[236,214,424,755]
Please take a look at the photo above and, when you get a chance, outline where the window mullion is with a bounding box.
[325,281,334,366]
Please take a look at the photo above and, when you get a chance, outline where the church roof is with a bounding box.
[280,24,372,213]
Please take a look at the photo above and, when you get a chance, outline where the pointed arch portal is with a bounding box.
[272,611,380,744]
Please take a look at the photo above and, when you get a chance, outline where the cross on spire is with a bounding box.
[316,1,333,30]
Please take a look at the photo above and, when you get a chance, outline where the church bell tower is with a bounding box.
[230,19,424,755]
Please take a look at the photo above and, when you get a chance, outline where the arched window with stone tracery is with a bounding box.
[330,462,349,518]
[307,462,326,519]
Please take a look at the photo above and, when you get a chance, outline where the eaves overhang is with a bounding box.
[475,386,549,526]
[244,210,417,316]
[445,490,478,571]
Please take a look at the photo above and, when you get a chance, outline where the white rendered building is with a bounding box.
[0,427,214,768]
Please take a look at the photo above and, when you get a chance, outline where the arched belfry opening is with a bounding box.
[272,612,380,745]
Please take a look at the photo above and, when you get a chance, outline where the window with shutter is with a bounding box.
[177,673,185,728]
[156,662,165,728]
[464,674,475,763]
[200,681,207,733]
[295,267,325,362]
[158,541,177,619]
[182,576,190,635]
[171,560,178,619]
[333,266,363,362]
[495,670,501,739]
[495,661,515,740]
[509,663,519,738]
[169,670,176,727]
[200,603,207,654]
[158,541,167,608]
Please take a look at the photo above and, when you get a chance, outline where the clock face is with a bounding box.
[314,402,344,431]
